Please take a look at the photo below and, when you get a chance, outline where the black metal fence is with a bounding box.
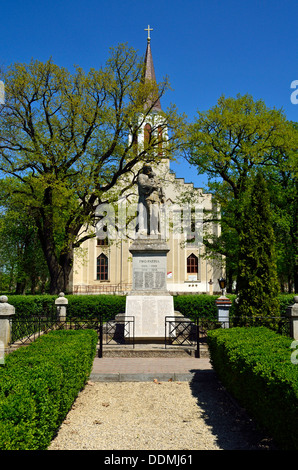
[9,313,135,358]
[9,311,291,359]
[165,315,291,358]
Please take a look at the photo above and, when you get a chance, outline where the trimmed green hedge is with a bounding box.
[5,295,55,317]
[173,295,219,319]
[207,327,298,450]
[66,294,126,320]
[0,329,98,450]
[7,294,127,320]
[5,293,296,320]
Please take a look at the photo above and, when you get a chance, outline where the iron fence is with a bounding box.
[9,314,135,358]
[165,315,291,358]
[9,311,291,360]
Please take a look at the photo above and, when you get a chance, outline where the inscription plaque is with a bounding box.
[132,255,166,291]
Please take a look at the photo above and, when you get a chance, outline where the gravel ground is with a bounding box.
[48,373,277,451]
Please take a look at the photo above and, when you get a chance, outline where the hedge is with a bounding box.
[0,329,98,450]
[207,327,298,450]
[5,293,296,320]
[66,294,126,320]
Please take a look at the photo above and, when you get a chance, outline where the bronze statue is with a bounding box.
[137,164,165,236]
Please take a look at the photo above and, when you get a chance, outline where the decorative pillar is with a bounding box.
[286,296,298,340]
[55,293,68,322]
[0,296,15,361]
[215,295,232,328]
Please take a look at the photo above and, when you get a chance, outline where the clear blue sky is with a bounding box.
[1,0,297,188]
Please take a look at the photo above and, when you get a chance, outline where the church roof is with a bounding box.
[143,30,162,112]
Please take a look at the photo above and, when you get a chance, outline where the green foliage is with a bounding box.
[6,295,55,317]
[0,47,186,294]
[66,294,126,320]
[173,295,218,319]
[0,329,97,450]
[7,294,126,320]
[236,173,280,317]
[187,94,298,292]
[5,293,295,320]
[0,180,49,294]
[208,327,298,450]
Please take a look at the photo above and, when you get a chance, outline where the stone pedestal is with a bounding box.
[55,292,68,321]
[125,237,174,342]
[286,296,298,340]
[215,295,232,328]
[0,296,15,362]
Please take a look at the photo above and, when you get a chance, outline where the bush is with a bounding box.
[0,329,97,450]
[207,327,298,450]
[6,294,126,320]
[173,294,235,320]
[4,293,296,320]
[6,295,55,317]
[278,294,296,316]
[66,295,126,320]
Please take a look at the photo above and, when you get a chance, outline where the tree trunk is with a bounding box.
[46,250,73,295]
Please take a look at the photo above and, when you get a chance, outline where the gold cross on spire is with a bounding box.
[144,24,153,41]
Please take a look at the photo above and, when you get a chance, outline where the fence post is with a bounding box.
[55,292,68,321]
[99,316,103,358]
[286,296,298,340]
[0,296,15,360]
[215,295,232,328]
[196,318,200,358]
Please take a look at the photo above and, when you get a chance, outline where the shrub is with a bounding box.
[7,294,126,320]
[66,295,126,320]
[4,293,296,321]
[6,295,55,317]
[0,329,97,450]
[173,294,233,320]
[208,327,298,450]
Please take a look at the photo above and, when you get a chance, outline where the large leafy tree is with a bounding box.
[0,44,185,293]
[187,94,298,292]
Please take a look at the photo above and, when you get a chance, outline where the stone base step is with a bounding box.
[100,344,209,358]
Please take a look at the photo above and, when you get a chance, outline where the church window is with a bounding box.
[187,253,198,274]
[97,253,108,281]
[97,237,109,246]
[144,123,152,145]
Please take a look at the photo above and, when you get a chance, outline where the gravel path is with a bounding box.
[48,373,276,451]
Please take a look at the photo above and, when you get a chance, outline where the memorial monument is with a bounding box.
[124,164,175,342]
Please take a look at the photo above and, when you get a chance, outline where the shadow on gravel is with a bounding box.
[188,369,278,451]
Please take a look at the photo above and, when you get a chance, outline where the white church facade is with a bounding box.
[70,31,223,295]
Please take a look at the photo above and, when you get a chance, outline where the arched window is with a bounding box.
[187,253,198,274]
[144,123,152,146]
[97,253,108,281]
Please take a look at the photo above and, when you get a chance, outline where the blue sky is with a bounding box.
[1,0,297,188]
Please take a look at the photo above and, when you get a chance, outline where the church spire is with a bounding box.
[143,25,162,112]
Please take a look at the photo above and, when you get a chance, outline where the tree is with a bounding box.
[236,173,280,317]
[0,179,49,294]
[0,44,185,293]
[187,94,298,291]
[265,134,298,293]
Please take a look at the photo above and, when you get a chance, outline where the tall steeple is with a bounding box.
[143,25,162,112]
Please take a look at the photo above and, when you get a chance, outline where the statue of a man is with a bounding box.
[137,164,165,236]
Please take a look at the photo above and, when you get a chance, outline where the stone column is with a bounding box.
[0,296,15,361]
[55,293,68,322]
[286,296,298,340]
[215,295,232,328]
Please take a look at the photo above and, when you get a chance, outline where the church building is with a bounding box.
[70,29,222,295]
